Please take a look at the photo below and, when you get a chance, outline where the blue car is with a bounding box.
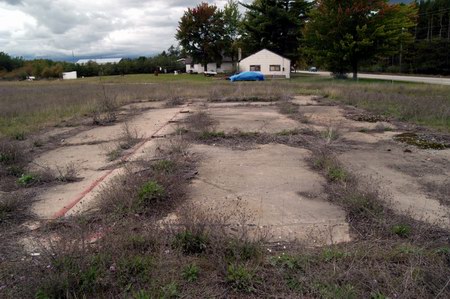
[229,71,265,82]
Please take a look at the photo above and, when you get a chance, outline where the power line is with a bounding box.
[416,7,450,17]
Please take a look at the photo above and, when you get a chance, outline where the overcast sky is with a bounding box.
[0,0,239,59]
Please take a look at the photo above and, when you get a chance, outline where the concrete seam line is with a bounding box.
[51,108,185,219]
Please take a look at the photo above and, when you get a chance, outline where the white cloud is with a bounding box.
[0,0,239,59]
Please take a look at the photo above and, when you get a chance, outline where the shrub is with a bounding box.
[55,163,78,182]
[327,165,347,182]
[14,132,25,140]
[199,131,226,140]
[0,141,26,167]
[152,160,176,173]
[138,181,165,204]
[278,102,298,114]
[173,230,208,255]
[117,255,153,287]
[185,111,215,132]
[225,241,262,262]
[321,127,340,142]
[0,194,21,224]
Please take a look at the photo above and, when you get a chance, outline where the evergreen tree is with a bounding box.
[240,0,311,61]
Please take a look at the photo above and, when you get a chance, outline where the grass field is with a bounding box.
[1,73,450,138]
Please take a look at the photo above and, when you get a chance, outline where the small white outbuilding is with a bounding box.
[183,57,235,74]
[62,71,77,80]
[238,49,291,79]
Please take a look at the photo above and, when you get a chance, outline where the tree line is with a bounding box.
[2,0,449,80]
[0,47,184,80]
[177,0,449,78]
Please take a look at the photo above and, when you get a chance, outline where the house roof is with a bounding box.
[240,49,290,62]
[76,58,123,65]
[182,56,233,65]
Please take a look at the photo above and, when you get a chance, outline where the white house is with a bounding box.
[184,57,235,74]
[62,71,77,80]
[238,49,290,79]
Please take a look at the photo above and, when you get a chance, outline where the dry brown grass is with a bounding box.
[3,135,449,298]
[2,77,450,298]
[98,136,194,220]
[105,123,142,161]
[0,80,297,139]
[297,80,450,132]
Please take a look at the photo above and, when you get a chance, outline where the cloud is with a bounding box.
[0,0,238,59]
[0,0,23,5]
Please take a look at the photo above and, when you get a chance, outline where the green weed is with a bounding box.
[391,224,412,238]
[17,173,36,186]
[182,263,200,282]
[117,255,153,287]
[132,290,151,299]
[160,282,179,298]
[226,264,256,293]
[138,181,165,204]
[321,248,349,262]
[199,131,226,139]
[314,283,357,299]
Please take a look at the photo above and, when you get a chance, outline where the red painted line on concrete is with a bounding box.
[51,109,184,219]
[52,169,114,219]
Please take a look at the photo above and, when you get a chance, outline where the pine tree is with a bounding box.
[240,0,311,61]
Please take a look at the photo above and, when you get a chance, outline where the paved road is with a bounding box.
[297,71,450,85]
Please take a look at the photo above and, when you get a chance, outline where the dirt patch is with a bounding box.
[184,143,350,244]
[291,95,320,106]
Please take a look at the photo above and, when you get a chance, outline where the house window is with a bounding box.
[249,65,261,71]
[270,65,281,71]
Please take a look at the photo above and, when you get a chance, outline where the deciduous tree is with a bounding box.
[176,2,226,71]
[223,0,242,61]
[304,0,417,79]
